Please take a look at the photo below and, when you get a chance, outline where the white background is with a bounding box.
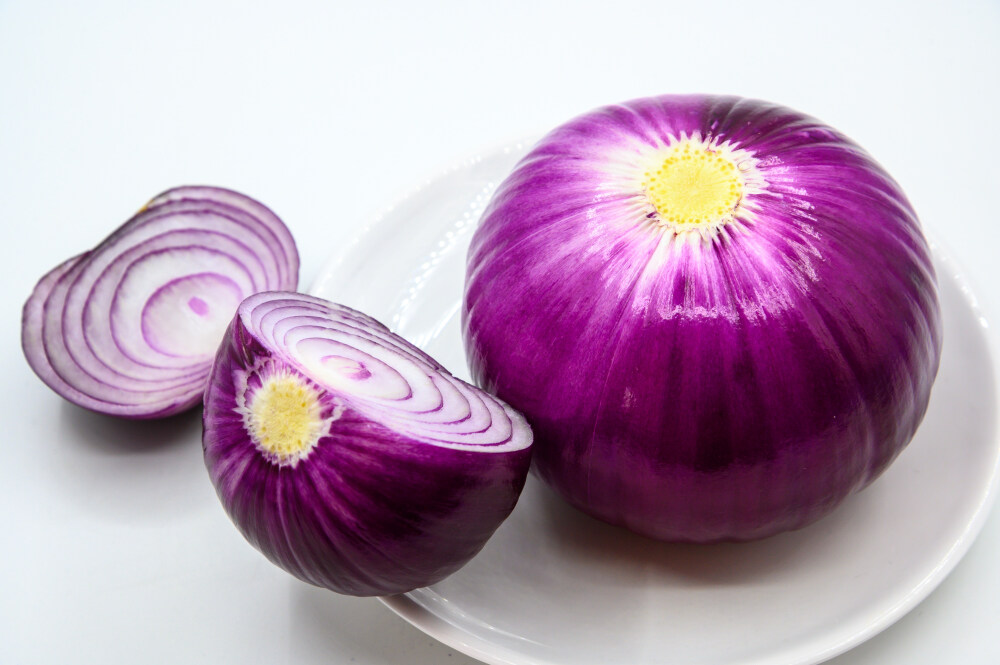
[1,1,998,664]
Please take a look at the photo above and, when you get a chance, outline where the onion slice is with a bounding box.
[202,291,533,596]
[21,186,299,418]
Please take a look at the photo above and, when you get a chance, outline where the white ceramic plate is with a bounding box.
[310,143,1000,665]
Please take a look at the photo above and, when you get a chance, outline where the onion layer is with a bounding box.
[463,95,942,542]
[203,291,532,596]
[21,186,298,418]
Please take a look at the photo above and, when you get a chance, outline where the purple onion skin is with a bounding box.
[463,95,942,542]
[204,296,532,596]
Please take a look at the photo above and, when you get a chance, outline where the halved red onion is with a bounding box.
[464,95,942,542]
[203,291,533,596]
[21,186,299,418]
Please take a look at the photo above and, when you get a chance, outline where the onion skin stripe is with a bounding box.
[21,187,299,418]
[202,291,533,596]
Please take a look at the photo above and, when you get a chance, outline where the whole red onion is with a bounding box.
[463,95,941,541]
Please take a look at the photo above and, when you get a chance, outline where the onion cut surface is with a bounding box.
[21,186,298,418]
[202,291,532,596]
[463,95,942,542]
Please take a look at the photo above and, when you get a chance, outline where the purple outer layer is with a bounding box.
[203,292,533,596]
[463,95,942,542]
[21,186,299,419]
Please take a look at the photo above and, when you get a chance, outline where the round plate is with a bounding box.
[310,143,1000,665]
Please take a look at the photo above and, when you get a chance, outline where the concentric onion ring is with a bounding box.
[203,291,532,596]
[21,186,299,418]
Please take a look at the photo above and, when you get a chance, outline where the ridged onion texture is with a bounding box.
[203,291,533,596]
[21,186,298,419]
[463,95,942,542]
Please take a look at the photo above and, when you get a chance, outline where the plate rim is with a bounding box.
[309,142,1000,665]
